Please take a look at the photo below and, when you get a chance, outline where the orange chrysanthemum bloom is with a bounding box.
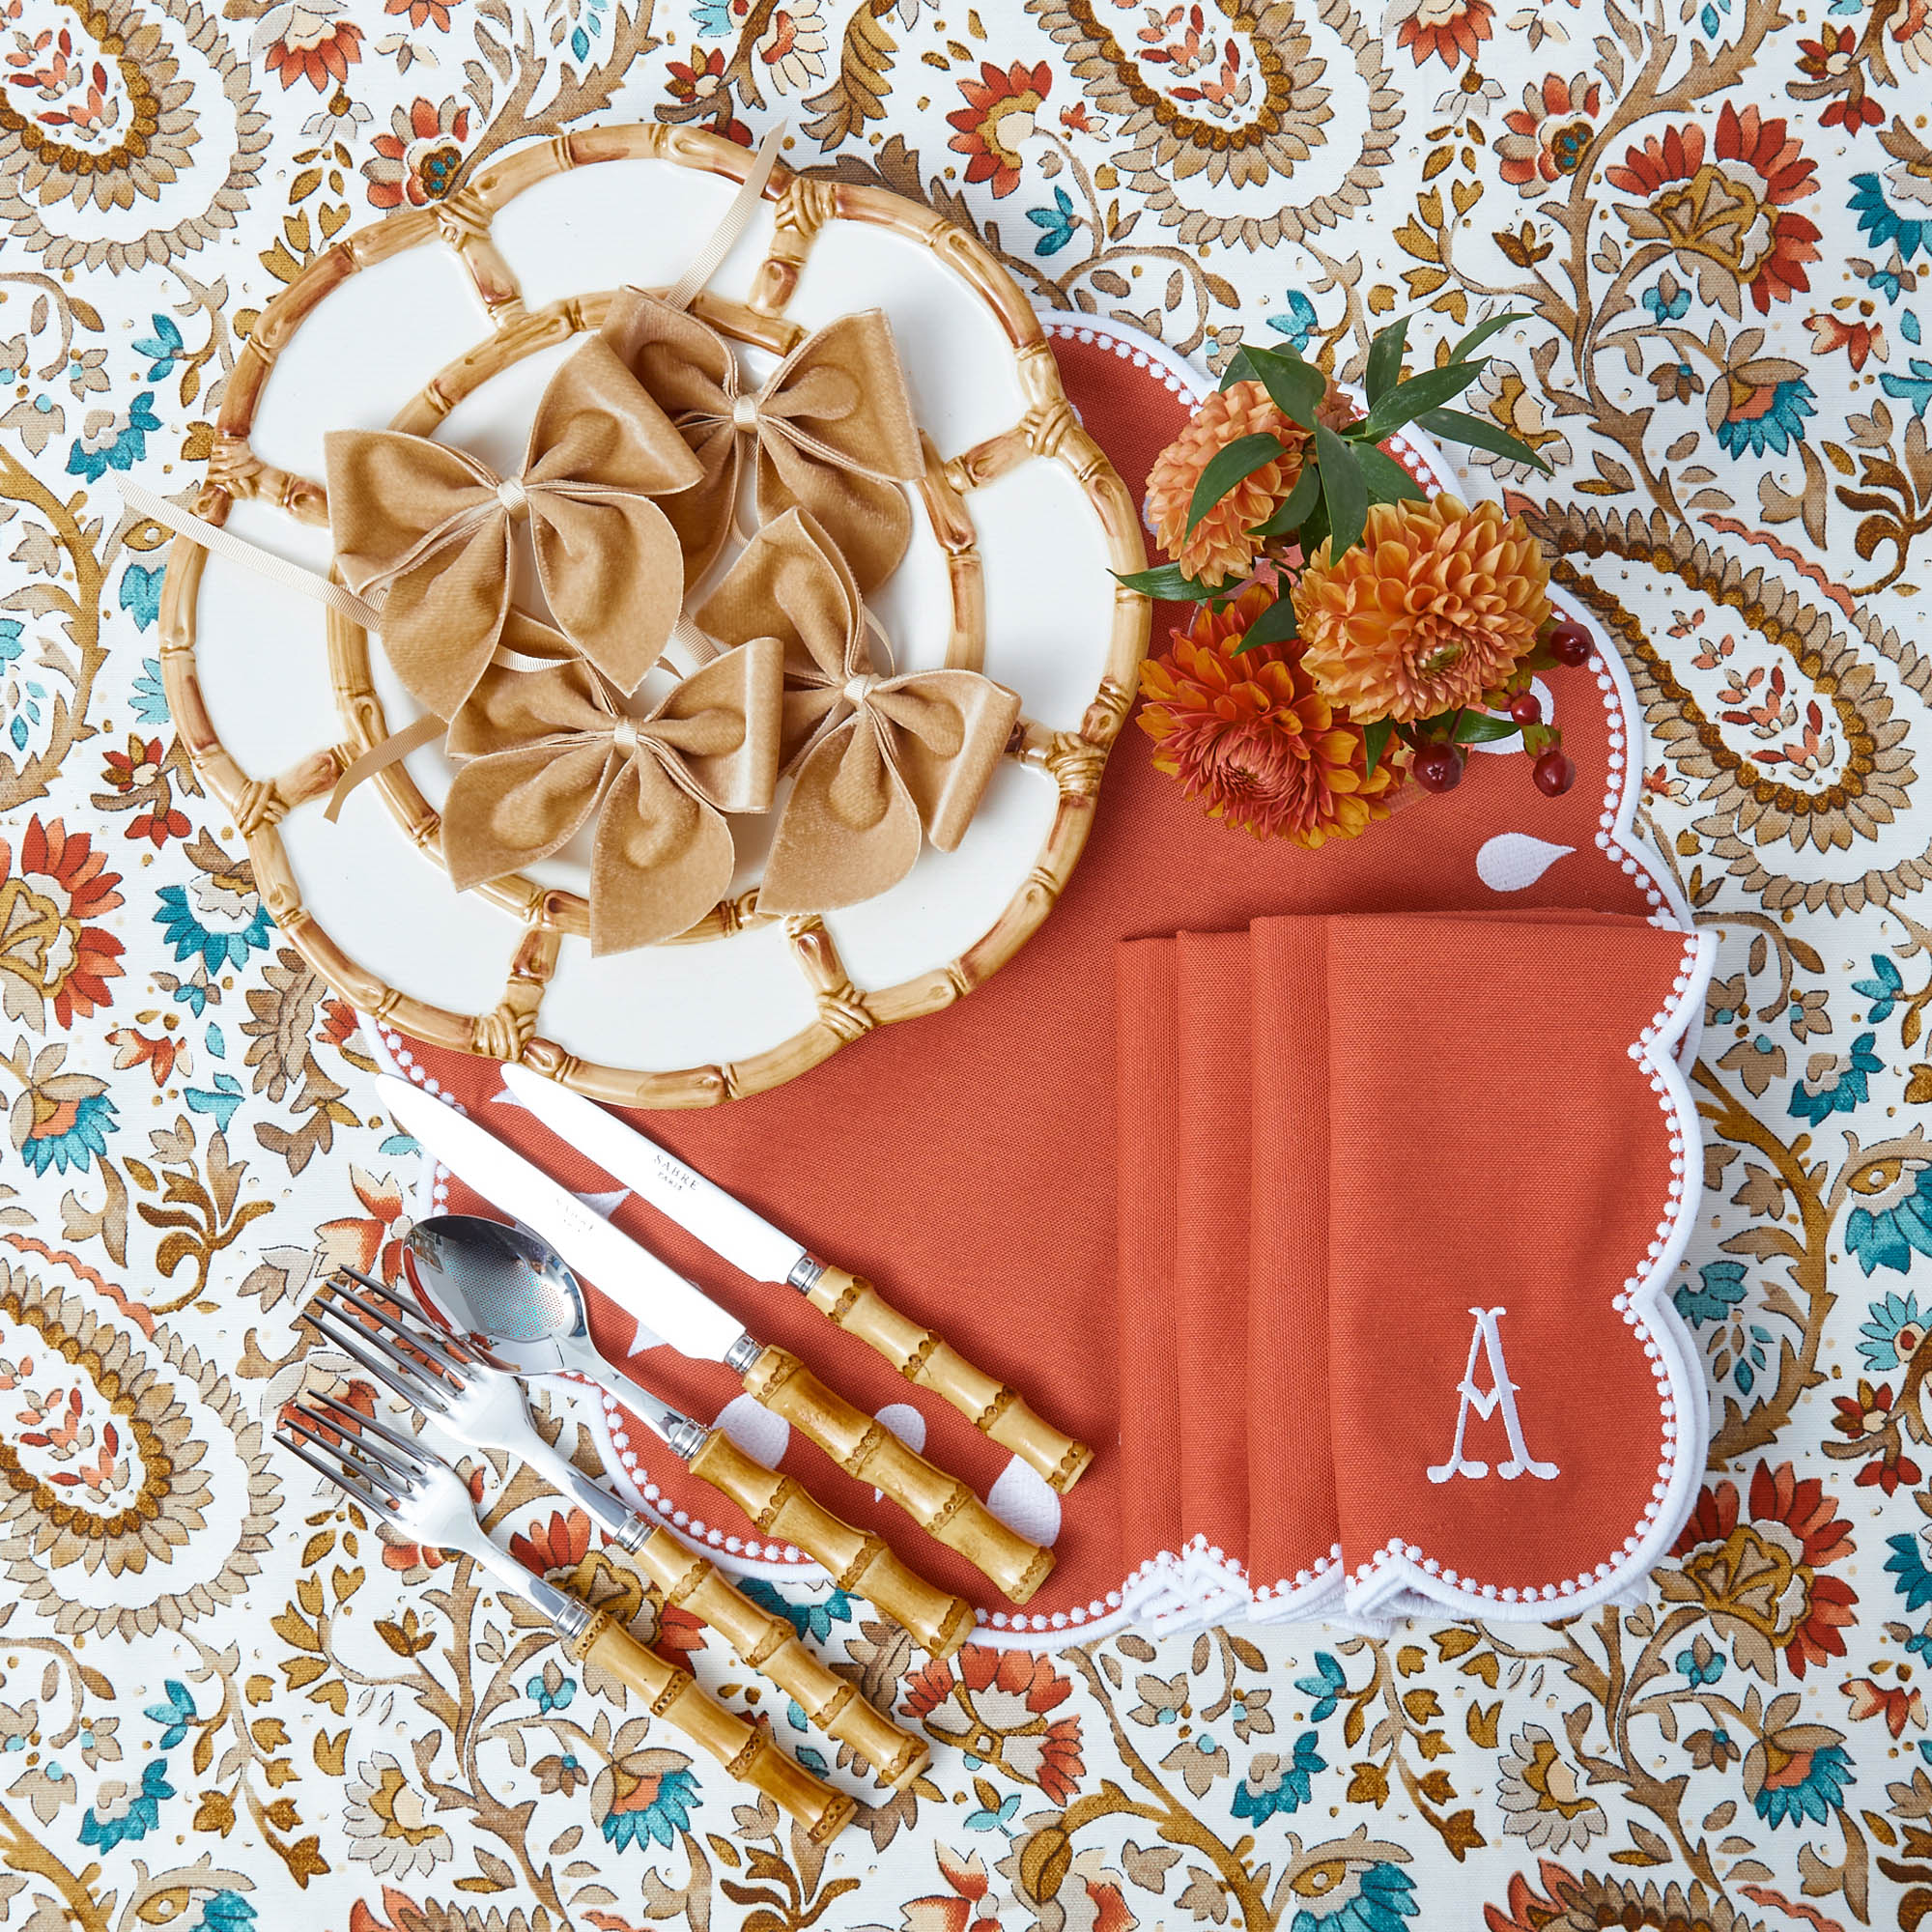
[1136,581,1402,845]
[1292,494,1551,724]
[1144,382,1310,586]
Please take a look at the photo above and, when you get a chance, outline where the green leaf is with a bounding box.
[1313,421,1367,559]
[1353,442,1427,505]
[1365,316,1408,407]
[1186,432,1285,534]
[1253,355,1327,431]
[1416,407,1553,475]
[1250,464,1321,538]
[1297,497,1331,560]
[1362,717,1393,778]
[1415,706,1520,744]
[1355,361,1486,442]
[1233,597,1299,655]
[1218,344,1257,391]
[1453,710,1521,744]
[1222,344,1326,427]
[1447,310,1528,364]
[1111,562,1221,601]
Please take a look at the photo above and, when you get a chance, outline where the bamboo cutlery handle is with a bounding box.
[688,1428,977,1658]
[803,1264,1094,1494]
[743,1346,1055,1605]
[568,1611,855,1842]
[627,1525,927,1790]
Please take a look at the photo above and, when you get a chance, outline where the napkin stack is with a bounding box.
[1115,909,1711,1622]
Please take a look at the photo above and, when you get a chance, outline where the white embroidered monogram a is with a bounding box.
[1426,1306,1559,1484]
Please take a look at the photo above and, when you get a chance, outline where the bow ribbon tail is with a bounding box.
[119,483,385,631]
[661,122,787,313]
[324,712,448,822]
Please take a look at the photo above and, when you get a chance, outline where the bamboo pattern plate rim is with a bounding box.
[156,123,1151,1107]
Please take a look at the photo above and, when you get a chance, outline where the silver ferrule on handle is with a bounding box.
[553,1458,640,1543]
[724,1332,762,1376]
[786,1255,826,1294]
[469,1536,588,1637]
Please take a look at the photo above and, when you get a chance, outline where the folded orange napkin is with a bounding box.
[1116,909,1704,1614]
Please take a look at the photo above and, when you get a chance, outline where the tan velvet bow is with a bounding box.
[696,509,1020,914]
[325,338,704,722]
[603,289,925,596]
[440,613,782,954]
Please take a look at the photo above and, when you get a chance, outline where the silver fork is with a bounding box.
[275,1394,856,1842]
[302,1269,925,1790]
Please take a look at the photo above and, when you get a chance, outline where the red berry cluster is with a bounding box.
[1407,616,1593,798]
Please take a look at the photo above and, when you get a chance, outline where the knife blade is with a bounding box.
[379,1076,750,1368]
[497,1063,1095,1497]
[501,1063,805,1285]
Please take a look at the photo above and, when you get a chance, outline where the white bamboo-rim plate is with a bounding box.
[158,126,1149,1106]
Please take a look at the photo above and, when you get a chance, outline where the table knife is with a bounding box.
[500,1062,1094,1494]
[381,1075,1054,1604]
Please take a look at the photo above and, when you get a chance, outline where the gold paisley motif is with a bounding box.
[1526,502,1929,916]
[0,0,270,273]
[0,1240,281,1638]
[1032,0,1403,247]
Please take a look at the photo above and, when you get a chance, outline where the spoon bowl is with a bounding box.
[404,1215,676,1433]
[405,1214,587,1365]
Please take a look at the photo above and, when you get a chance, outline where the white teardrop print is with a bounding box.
[572,1187,630,1216]
[717,1392,791,1468]
[875,1403,927,1454]
[1477,833,1576,894]
[987,1457,1063,1546]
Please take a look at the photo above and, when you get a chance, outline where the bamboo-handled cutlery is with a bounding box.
[276,1394,858,1843]
[401,1214,977,1660]
[303,1266,928,1791]
[271,1070,1089,1833]
[377,1074,1062,1605]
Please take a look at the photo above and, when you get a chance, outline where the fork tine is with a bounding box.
[326,1271,476,1377]
[307,1391,442,1479]
[302,1294,454,1415]
[277,1410,398,1509]
[276,1427,395,1520]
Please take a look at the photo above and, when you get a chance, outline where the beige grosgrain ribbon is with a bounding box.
[440,615,783,953]
[325,336,703,723]
[603,291,925,596]
[660,121,787,313]
[696,507,1020,914]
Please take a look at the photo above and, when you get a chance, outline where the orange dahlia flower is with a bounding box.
[1136,581,1401,845]
[1292,495,1551,724]
[1144,382,1310,586]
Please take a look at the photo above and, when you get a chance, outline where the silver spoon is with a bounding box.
[401,1213,976,1656]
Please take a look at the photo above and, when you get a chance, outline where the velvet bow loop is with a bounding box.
[325,337,704,723]
[696,507,1019,914]
[440,617,782,955]
[603,290,926,595]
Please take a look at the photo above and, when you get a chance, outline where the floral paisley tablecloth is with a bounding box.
[1,0,1930,1919]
